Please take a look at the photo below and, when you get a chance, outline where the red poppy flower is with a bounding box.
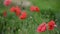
[10,6,16,12]
[4,0,12,6]
[19,11,27,19]
[37,22,47,32]
[3,11,7,17]
[15,11,21,16]
[15,6,21,16]
[48,20,56,30]
[30,6,40,12]
[30,6,36,12]
[35,7,40,12]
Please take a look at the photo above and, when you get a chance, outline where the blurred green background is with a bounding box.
[0,0,60,34]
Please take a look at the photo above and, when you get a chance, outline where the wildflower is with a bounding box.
[10,6,16,12]
[30,6,40,12]
[30,6,36,11]
[35,6,40,12]
[4,0,12,6]
[15,6,21,16]
[19,11,27,19]
[37,22,46,32]
[48,20,57,30]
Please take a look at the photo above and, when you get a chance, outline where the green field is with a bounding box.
[0,0,60,34]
